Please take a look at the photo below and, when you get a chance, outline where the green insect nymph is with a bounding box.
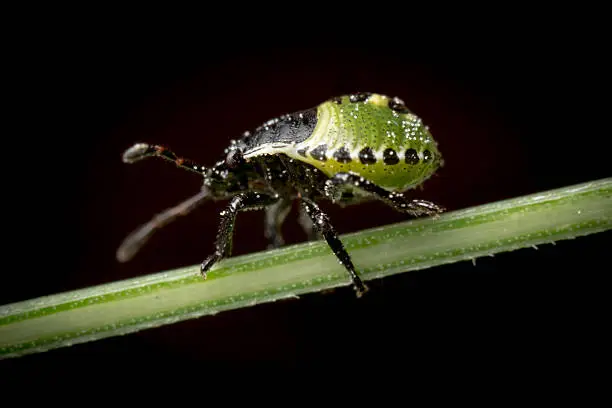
[117,92,444,297]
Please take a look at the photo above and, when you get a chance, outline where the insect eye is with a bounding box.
[225,149,244,169]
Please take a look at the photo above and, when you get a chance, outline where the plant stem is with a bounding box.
[1,178,611,359]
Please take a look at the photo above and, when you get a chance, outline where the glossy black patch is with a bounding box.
[405,148,419,165]
[359,147,376,164]
[423,149,433,163]
[310,144,328,161]
[389,96,411,114]
[383,148,399,165]
[331,96,342,104]
[349,92,372,103]
[242,108,317,151]
[333,146,352,163]
[297,148,308,158]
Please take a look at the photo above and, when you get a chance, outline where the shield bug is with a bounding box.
[117,92,444,297]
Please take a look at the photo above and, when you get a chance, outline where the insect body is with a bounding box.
[117,92,444,297]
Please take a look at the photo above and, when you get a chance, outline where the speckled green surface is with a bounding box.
[1,178,610,359]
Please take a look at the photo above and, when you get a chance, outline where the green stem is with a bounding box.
[1,178,611,359]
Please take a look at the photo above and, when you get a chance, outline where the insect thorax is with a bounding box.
[242,93,442,192]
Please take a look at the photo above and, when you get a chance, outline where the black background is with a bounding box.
[1,13,609,382]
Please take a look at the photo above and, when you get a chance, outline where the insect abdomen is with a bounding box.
[293,93,442,192]
[242,93,442,192]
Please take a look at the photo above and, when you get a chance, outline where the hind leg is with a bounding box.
[300,197,368,297]
[324,172,444,216]
[264,198,292,249]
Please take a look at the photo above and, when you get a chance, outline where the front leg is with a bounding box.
[325,172,444,217]
[300,197,368,297]
[201,192,279,277]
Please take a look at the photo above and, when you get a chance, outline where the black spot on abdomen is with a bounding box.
[383,148,399,165]
[310,144,328,161]
[389,96,411,114]
[359,147,376,164]
[405,148,419,164]
[349,92,372,103]
[333,146,352,163]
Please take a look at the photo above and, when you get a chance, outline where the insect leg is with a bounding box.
[325,172,444,217]
[297,206,318,241]
[264,198,292,249]
[300,196,368,297]
[122,143,206,175]
[201,192,279,277]
[117,188,211,262]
